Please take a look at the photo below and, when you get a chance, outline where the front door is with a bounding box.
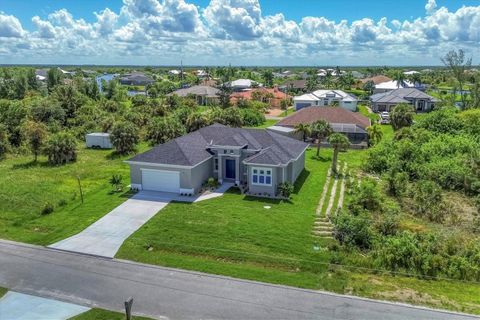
[225,159,236,180]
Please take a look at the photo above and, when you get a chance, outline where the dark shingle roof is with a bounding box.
[129,124,308,167]
[171,85,220,98]
[371,88,438,103]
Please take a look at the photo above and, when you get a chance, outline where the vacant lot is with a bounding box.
[0,145,145,245]
[117,147,480,314]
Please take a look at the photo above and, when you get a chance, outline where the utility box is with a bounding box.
[85,133,112,149]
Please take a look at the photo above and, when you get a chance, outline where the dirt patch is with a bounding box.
[378,288,442,306]
[266,108,283,116]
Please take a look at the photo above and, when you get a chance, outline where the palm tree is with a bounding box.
[393,71,406,88]
[328,133,350,174]
[294,123,311,142]
[310,120,332,157]
[366,124,383,146]
[390,103,415,130]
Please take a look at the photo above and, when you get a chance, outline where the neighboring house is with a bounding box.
[279,80,307,92]
[403,70,420,75]
[170,85,220,105]
[351,71,365,79]
[119,72,155,86]
[230,87,291,108]
[35,69,48,81]
[360,75,392,85]
[293,90,358,111]
[374,80,424,93]
[229,79,260,91]
[370,88,439,112]
[169,69,181,75]
[196,70,209,78]
[273,70,294,78]
[126,124,308,197]
[269,106,370,146]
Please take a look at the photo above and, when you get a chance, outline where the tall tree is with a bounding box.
[47,68,63,92]
[310,120,332,157]
[390,103,415,130]
[393,71,406,88]
[328,133,350,174]
[442,49,472,109]
[24,121,48,162]
[44,132,77,165]
[110,121,139,154]
[262,70,274,87]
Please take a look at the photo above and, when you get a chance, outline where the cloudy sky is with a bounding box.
[0,0,479,66]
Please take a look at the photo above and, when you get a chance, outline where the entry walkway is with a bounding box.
[0,292,89,320]
[49,183,234,258]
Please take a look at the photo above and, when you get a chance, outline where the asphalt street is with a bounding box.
[0,240,477,320]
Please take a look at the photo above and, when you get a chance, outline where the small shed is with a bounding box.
[85,133,112,149]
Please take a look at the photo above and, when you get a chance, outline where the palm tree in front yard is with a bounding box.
[294,123,311,142]
[310,120,332,158]
[366,124,383,146]
[328,133,350,174]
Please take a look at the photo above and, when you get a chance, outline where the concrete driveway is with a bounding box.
[49,195,171,257]
[0,292,89,320]
[49,183,234,258]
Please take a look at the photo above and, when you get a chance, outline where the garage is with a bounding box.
[141,169,180,193]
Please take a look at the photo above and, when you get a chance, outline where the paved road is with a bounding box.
[0,240,477,320]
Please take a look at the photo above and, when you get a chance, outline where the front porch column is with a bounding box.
[235,159,240,185]
[218,155,223,184]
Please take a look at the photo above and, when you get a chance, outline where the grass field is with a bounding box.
[0,144,148,245]
[246,118,278,128]
[70,309,153,320]
[117,147,480,314]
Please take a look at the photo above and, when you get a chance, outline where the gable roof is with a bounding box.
[129,124,308,167]
[276,106,371,129]
[171,85,220,98]
[371,88,438,104]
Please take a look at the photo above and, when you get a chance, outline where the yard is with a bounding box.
[0,144,146,245]
[117,147,480,314]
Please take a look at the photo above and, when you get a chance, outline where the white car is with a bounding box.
[380,111,390,119]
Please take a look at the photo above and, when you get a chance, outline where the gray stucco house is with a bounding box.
[370,88,439,112]
[126,124,308,197]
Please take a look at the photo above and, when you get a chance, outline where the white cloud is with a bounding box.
[425,0,437,15]
[0,13,24,38]
[0,0,479,65]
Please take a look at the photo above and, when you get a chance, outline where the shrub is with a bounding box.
[240,108,266,127]
[206,177,219,189]
[333,210,375,249]
[41,203,54,215]
[410,180,446,222]
[146,117,186,145]
[44,132,77,165]
[58,199,67,207]
[348,178,382,214]
[109,174,123,192]
[277,182,294,199]
[110,121,139,154]
[0,124,9,159]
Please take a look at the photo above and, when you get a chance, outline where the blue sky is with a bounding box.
[0,0,479,65]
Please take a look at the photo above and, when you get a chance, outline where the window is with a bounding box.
[252,168,272,186]
[230,150,234,154]
[214,158,218,171]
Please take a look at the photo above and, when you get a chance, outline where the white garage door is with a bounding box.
[141,169,180,193]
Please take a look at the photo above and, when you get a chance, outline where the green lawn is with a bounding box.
[246,119,278,129]
[70,309,153,320]
[117,147,480,314]
[0,144,147,245]
[278,107,295,117]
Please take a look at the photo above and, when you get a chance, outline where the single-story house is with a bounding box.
[126,124,308,197]
[228,79,260,92]
[374,80,424,93]
[269,106,370,146]
[279,80,307,92]
[293,90,358,111]
[35,69,48,81]
[170,85,220,105]
[370,88,439,112]
[119,73,154,86]
[230,87,291,108]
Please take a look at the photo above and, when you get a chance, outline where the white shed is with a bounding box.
[85,133,112,149]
